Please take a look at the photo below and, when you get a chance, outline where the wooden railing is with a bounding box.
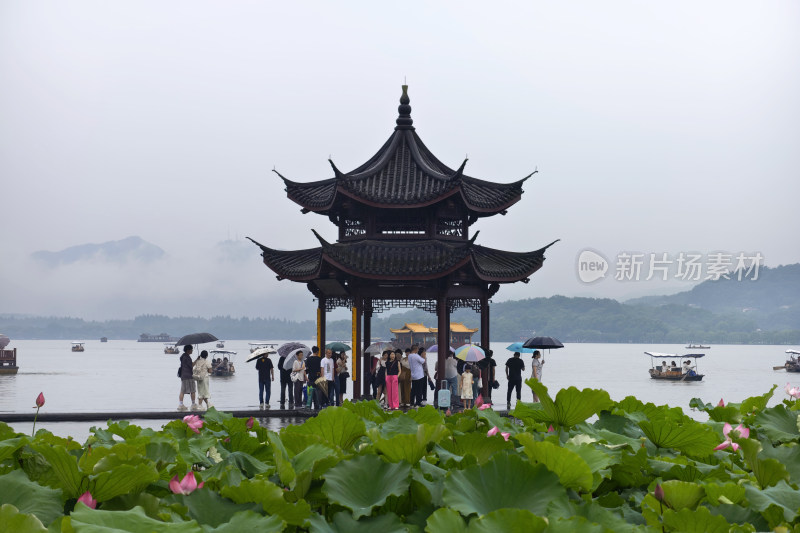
[0,348,17,365]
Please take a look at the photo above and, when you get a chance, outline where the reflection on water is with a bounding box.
[1,339,793,442]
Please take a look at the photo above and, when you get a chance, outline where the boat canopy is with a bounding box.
[210,350,237,356]
[72,342,85,345]
[786,350,800,356]
[248,342,277,347]
[644,351,705,359]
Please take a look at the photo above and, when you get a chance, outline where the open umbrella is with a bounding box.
[522,336,564,350]
[325,341,351,353]
[246,347,276,363]
[365,341,395,355]
[455,344,485,363]
[175,333,218,346]
[505,342,537,354]
[279,344,310,370]
[427,344,455,354]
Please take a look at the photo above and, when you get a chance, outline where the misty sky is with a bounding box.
[1,1,798,322]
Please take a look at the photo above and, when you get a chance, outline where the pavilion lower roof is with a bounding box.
[248,236,557,283]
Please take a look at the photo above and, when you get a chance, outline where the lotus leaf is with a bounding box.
[659,479,705,510]
[744,480,800,524]
[703,482,746,505]
[759,439,800,486]
[0,503,47,533]
[753,404,800,443]
[66,504,201,532]
[443,454,566,517]
[662,505,732,533]
[737,437,789,489]
[516,434,593,492]
[542,515,605,533]
[203,510,284,533]
[739,385,776,415]
[321,454,411,519]
[0,436,28,463]
[425,507,467,532]
[526,379,614,428]
[307,509,408,532]
[267,431,295,486]
[341,399,391,424]
[91,461,160,501]
[220,477,312,525]
[406,404,445,426]
[170,488,262,528]
[466,508,547,533]
[291,443,341,479]
[282,407,365,451]
[0,471,62,528]
[438,431,514,464]
[638,418,718,457]
[26,443,83,497]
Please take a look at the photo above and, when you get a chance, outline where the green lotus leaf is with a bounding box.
[516,434,593,492]
[67,504,201,532]
[220,477,311,526]
[581,423,643,451]
[341,399,391,424]
[739,385,775,416]
[753,404,800,443]
[543,515,605,533]
[703,482,746,505]
[204,510,284,533]
[201,406,233,425]
[737,437,789,489]
[0,436,28,463]
[170,489,262,528]
[592,412,646,439]
[0,470,63,528]
[267,431,295,486]
[145,439,179,465]
[474,407,517,433]
[91,461,160,502]
[706,504,767,531]
[438,431,514,464]
[27,442,83,497]
[526,379,614,428]
[638,418,717,457]
[661,505,731,533]
[321,454,411,519]
[99,492,162,519]
[615,396,679,420]
[688,398,742,423]
[281,406,365,452]
[373,422,449,464]
[659,480,705,510]
[290,443,340,479]
[466,508,546,533]
[509,402,547,427]
[425,507,467,533]
[406,404,445,426]
[306,510,408,533]
[744,480,800,523]
[376,414,424,437]
[205,451,272,479]
[0,503,47,533]
[443,454,566,517]
[759,438,800,487]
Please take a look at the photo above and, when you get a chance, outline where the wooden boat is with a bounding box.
[210,350,237,377]
[71,342,85,352]
[164,344,180,354]
[645,351,705,381]
[784,350,800,373]
[0,347,18,375]
[686,343,710,349]
[216,341,225,348]
[100,337,108,343]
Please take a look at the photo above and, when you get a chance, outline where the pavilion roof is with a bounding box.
[247,234,558,283]
[390,322,478,334]
[276,86,534,216]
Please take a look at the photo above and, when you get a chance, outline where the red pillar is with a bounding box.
[480,294,490,397]
[436,297,449,394]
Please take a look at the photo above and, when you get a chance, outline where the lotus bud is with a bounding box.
[717,398,725,407]
[654,483,664,502]
[35,392,45,408]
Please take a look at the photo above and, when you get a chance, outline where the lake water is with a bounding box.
[1,339,795,441]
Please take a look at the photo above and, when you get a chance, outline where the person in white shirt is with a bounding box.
[531,350,544,402]
[321,349,335,407]
[408,348,426,407]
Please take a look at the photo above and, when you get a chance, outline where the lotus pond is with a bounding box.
[2,379,800,532]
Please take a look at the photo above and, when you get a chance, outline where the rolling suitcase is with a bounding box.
[436,380,450,410]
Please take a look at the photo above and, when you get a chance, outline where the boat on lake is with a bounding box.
[71,342,85,352]
[210,350,236,376]
[645,351,705,381]
[686,343,710,349]
[249,342,278,353]
[164,344,180,354]
[0,335,17,374]
[216,341,225,348]
[100,337,108,343]
[783,349,800,373]
[139,333,179,343]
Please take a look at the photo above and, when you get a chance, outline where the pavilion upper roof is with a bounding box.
[276,86,534,216]
[247,233,558,283]
[390,322,478,334]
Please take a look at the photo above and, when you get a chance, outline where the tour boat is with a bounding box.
[210,350,237,377]
[216,341,225,348]
[71,342,85,352]
[164,344,180,354]
[249,342,278,353]
[784,349,800,373]
[645,351,705,381]
[0,342,17,375]
[686,344,710,349]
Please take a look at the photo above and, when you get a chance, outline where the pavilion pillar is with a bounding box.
[436,296,449,396]
[352,298,362,401]
[317,298,326,355]
[360,300,372,401]
[480,293,490,397]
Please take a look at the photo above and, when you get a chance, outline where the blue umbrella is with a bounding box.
[505,342,537,354]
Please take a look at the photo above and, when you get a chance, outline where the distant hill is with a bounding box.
[31,236,165,266]
[626,264,800,331]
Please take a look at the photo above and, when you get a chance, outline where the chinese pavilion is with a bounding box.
[249,86,557,399]
[390,322,478,350]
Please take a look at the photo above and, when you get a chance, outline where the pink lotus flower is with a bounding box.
[500,432,510,441]
[77,491,97,509]
[717,398,725,407]
[547,425,555,433]
[477,403,492,411]
[35,392,45,408]
[487,426,499,437]
[183,415,203,434]
[475,394,484,408]
[785,383,800,399]
[654,483,664,502]
[714,422,750,452]
[169,471,204,495]
[246,417,254,430]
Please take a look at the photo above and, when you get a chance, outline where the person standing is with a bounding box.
[194,350,213,410]
[479,350,497,401]
[305,347,322,410]
[399,349,412,407]
[374,351,387,407]
[408,347,426,407]
[277,353,294,408]
[531,350,544,402]
[445,350,459,408]
[330,351,341,406]
[461,365,474,409]
[385,349,400,410]
[336,352,349,404]
[505,351,525,409]
[291,350,306,407]
[178,345,198,411]
[321,349,335,407]
[255,352,274,409]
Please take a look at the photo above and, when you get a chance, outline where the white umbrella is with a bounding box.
[282,347,310,370]
[246,347,276,363]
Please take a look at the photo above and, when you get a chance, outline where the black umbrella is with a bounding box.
[175,332,219,346]
[522,336,564,350]
[278,342,310,359]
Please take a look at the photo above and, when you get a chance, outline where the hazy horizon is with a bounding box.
[2,2,798,321]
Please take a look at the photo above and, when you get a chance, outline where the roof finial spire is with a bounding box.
[395,85,414,129]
